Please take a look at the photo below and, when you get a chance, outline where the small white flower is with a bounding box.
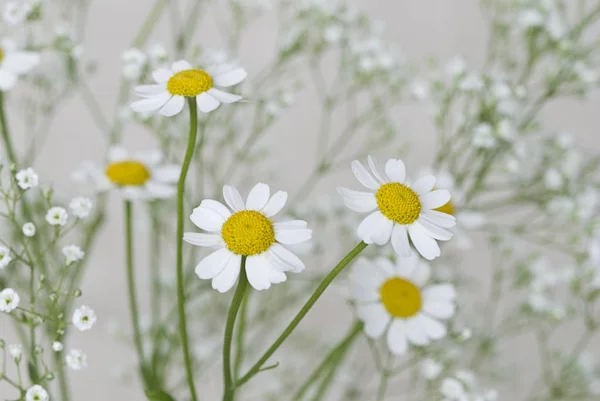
[421,358,443,380]
[518,9,544,29]
[72,305,97,331]
[544,168,563,190]
[3,1,31,25]
[52,341,64,352]
[496,120,516,142]
[22,222,36,237]
[0,245,12,268]
[8,344,22,360]
[0,288,20,312]
[410,80,429,100]
[46,207,68,226]
[459,73,484,92]
[472,123,496,149]
[445,56,466,77]
[25,385,49,401]
[131,60,247,116]
[0,38,40,91]
[324,24,344,43]
[440,377,467,400]
[65,349,87,370]
[122,48,147,80]
[16,167,39,190]
[147,43,167,65]
[69,197,93,219]
[62,245,85,265]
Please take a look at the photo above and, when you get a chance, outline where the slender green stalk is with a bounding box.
[222,258,249,401]
[124,200,146,382]
[176,98,199,401]
[233,291,250,379]
[0,92,18,165]
[236,241,368,388]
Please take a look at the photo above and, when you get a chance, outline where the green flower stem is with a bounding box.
[124,200,147,383]
[0,92,18,165]
[233,290,250,379]
[176,98,199,401]
[235,241,368,389]
[293,320,363,401]
[222,257,249,401]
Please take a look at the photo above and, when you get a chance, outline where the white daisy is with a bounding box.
[130,60,247,116]
[338,156,456,260]
[15,167,39,189]
[0,38,39,91]
[0,288,20,313]
[72,305,96,331]
[65,349,87,370]
[25,385,49,401]
[184,183,312,293]
[350,255,456,355]
[101,146,180,200]
[0,245,12,268]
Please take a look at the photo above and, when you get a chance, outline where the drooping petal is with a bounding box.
[421,210,456,229]
[223,185,245,212]
[420,189,451,210]
[386,319,408,355]
[357,211,393,245]
[212,254,242,293]
[183,232,222,247]
[159,95,185,117]
[262,191,288,217]
[418,314,447,340]
[197,92,220,112]
[130,92,172,113]
[356,303,390,338]
[408,223,440,261]
[423,300,455,319]
[195,248,232,279]
[213,67,247,87]
[171,60,193,73]
[134,84,166,98]
[351,160,379,190]
[268,268,287,284]
[207,88,243,103]
[384,159,406,183]
[268,243,305,272]
[411,176,436,195]
[245,255,272,291]
[337,188,377,213]
[416,219,453,241]
[391,224,411,257]
[367,155,387,184]
[246,183,270,210]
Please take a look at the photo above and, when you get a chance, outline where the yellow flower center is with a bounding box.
[376,183,421,225]
[435,200,455,216]
[0,47,4,63]
[105,161,151,186]
[380,277,422,318]
[167,69,213,97]
[221,210,275,256]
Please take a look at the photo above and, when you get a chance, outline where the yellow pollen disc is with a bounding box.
[380,277,422,318]
[376,183,422,225]
[105,161,151,186]
[221,210,275,256]
[167,69,213,97]
[0,47,3,63]
[435,200,454,216]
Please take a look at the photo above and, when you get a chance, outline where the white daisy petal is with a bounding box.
[268,268,287,284]
[275,228,312,245]
[268,243,305,272]
[350,258,386,289]
[422,210,456,229]
[195,248,232,279]
[0,70,17,90]
[152,165,181,183]
[394,253,418,278]
[2,52,39,74]
[246,183,270,210]
[273,220,308,230]
[223,185,246,212]
[351,160,379,190]
[207,88,243,103]
[107,146,129,162]
[418,314,447,340]
[357,211,393,245]
[246,255,272,291]
[171,60,193,73]
[367,155,387,184]
[199,200,232,221]
[190,204,228,232]
[134,84,166,98]
[131,92,172,113]
[134,150,163,166]
[183,232,222,247]
[414,219,453,241]
[391,224,411,257]
[213,68,247,87]
[374,257,396,277]
[386,320,409,355]
[408,223,440,260]
[152,68,172,83]
[384,159,406,183]
[212,255,242,293]
[412,176,436,195]
[337,188,377,213]
[423,284,457,302]
[159,95,185,117]
[120,186,148,200]
[145,181,176,199]
[262,191,288,217]
[408,259,431,287]
[423,300,455,319]
[405,316,431,346]
[352,282,380,302]
[420,190,451,210]
[357,303,390,338]
[197,92,220,112]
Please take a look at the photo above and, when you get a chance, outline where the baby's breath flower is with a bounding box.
[440,377,467,400]
[16,167,39,189]
[22,222,36,237]
[62,245,85,265]
[72,305,96,331]
[0,245,12,268]
[69,197,93,219]
[0,288,20,312]
[472,123,496,149]
[421,358,443,380]
[45,206,68,226]
[25,385,49,401]
[8,343,22,361]
[65,349,87,370]
[52,341,64,352]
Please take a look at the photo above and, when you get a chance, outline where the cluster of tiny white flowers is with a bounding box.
[69,196,93,219]
[62,244,85,265]
[16,167,39,190]
[122,44,168,81]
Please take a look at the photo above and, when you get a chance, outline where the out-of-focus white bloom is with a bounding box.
[324,24,344,43]
[122,48,147,80]
[147,43,167,65]
[66,349,88,370]
[440,377,467,400]
[69,197,93,219]
[496,120,516,142]
[491,81,511,99]
[573,61,598,85]
[62,245,85,265]
[421,358,443,380]
[546,11,565,40]
[410,80,429,100]
[0,288,20,312]
[22,222,36,237]
[472,123,496,149]
[8,344,22,360]
[0,246,12,269]
[46,206,68,226]
[16,167,38,189]
[544,168,563,190]
[0,38,40,91]
[52,341,64,352]
[72,305,97,331]
[445,57,466,77]
[518,9,544,28]
[459,73,484,92]
[25,385,49,401]
[3,0,38,25]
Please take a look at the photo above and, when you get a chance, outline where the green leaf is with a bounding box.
[144,389,177,401]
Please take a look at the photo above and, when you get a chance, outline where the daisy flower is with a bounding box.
[0,38,39,91]
[101,146,180,200]
[184,183,312,293]
[130,60,247,116]
[338,156,456,260]
[350,255,456,355]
